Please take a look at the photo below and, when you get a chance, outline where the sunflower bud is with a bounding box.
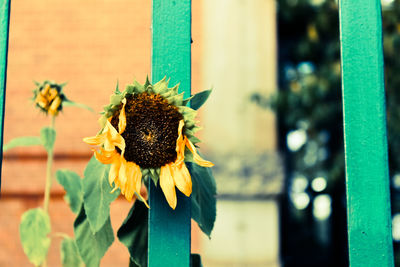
[33,81,66,116]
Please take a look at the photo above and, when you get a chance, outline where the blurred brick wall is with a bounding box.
[0,0,202,266]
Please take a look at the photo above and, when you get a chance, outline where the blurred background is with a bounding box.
[1,0,400,266]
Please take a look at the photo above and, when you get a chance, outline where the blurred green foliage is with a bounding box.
[252,0,400,265]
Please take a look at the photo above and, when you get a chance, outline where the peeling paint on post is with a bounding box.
[339,0,394,266]
[0,0,10,191]
[149,0,191,266]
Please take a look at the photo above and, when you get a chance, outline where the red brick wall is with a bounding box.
[1,0,202,265]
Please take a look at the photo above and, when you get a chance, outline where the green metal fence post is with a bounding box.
[149,0,191,266]
[339,0,394,266]
[0,0,10,191]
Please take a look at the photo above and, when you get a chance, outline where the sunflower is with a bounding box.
[33,81,66,116]
[84,78,213,209]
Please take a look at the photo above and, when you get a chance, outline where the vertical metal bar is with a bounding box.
[0,0,10,191]
[149,0,191,266]
[339,0,394,266]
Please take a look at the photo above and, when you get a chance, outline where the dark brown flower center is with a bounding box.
[111,92,183,168]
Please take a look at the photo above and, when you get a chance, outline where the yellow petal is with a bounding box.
[172,163,192,197]
[83,133,106,146]
[174,120,186,166]
[47,88,58,102]
[104,121,126,154]
[160,164,177,209]
[49,96,62,115]
[94,149,116,164]
[185,138,214,167]
[35,94,48,108]
[108,155,121,186]
[40,84,50,96]
[124,162,136,201]
[117,157,128,194]
[133,164,149,208]
[118,98,127,134]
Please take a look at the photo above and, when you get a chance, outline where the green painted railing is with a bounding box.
[149,0,191,266]
[0,0,10,191]
[339,0,394,266]
[0,0,396,266]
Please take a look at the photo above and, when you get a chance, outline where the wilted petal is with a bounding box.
[108,155,121,186]
[117,158,128,194]
[83,133,106,146]
[124,162,136,201]
[185,138,214,167]
[118,98,127,134]
[160,164,177,209]
[172,163,192,197]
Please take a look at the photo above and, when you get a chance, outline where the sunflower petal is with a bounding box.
[94,149,116,164]
[124,162,136,201]
[185,138,214,167]
[172,163,192,197]
[109,155,121,186]
[175,120,186,166]
[117,158,128,195]
[160,164,177,209]
[118,98,127,134]
[83,133,106,146]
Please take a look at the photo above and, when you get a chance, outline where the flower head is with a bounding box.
[84,78,213,209]
[33,81,66,116]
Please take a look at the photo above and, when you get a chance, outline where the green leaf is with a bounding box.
[56,170,83,214]
[188,89,212,110]
[3,136,42,152]
[117,201,148,267]
[19,208,51,266]
[60,237,84,267]
[63,100,94,112]
[83,156,120,233]
[40,127,56,152]
[74,206,114,267]
[187,162,217,237]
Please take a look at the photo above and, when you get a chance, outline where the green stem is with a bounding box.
[43,116,55,214]
[41,116,55,267]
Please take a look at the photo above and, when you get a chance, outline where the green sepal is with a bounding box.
[134,80,146,93]
[82,156,120,233]
[19,208,51,266]
[115,80,121,94]
[40,127,56,152]
[141,168,149,178]
[178,106,197,118]
[187,135,201,145]
[184,127,201,140]
[187,162,217,238]
[189,89,212,110]
[144,76,151,90]
[160,84,179,98]
[74,205,114,267]
[182,95,194,107]
[60,237,84,267]
[117,201,148,267]
[56,169,84,214]
[149,168,159,186]
[3,136,42,152]
[166,92,184,106]
[184,148,194,162]
[152,76,169,94]
[110,94,123,105]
